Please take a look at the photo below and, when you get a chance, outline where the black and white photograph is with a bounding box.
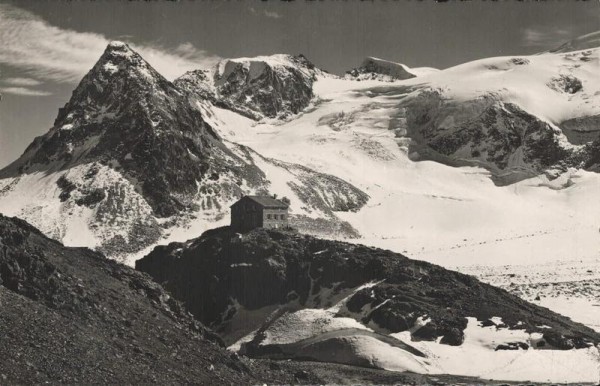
[0,0,599,384]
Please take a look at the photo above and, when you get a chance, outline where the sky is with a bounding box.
[0,0,598,168]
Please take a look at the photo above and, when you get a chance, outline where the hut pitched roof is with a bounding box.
[231,195,289,209]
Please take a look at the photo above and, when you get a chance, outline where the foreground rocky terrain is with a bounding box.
[137,227,600,383]
[1,214,554,385]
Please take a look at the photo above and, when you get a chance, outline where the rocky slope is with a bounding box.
[400,91,574,184]
[0,43,368,261]
[136,227,600,381]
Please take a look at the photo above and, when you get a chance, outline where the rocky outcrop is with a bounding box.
[346,57,416,81]
[137,227,599,353]
[214,55,318,120]
[177,54,319,120]
[261,156,369,215]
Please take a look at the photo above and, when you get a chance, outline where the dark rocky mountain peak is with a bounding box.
[1,42,244,218]
[0,44,368,259]
[53,41,176,131]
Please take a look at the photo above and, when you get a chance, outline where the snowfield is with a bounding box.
[393,317,600,383]
[0,164,160,257]
[402,48,600,125]
[232,288,600,383]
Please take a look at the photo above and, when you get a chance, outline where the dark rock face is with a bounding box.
[583,138,600,171]
[136,227,599,352]
[178,54,318,120]
[173,69,217,103]
[401,90,597,184]
[215,55,316,120]
[0,214,327,384]
[396,85,600,184]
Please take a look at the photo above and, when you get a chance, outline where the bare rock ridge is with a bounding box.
[346,57,417,81]
[136,227,600,367]
[397,90,600,184]
[0,213,314,384]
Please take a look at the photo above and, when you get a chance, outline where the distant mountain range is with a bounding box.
[1,36,598,261]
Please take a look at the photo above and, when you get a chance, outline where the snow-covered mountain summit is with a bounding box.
[176,54,323,120]
[0,43,368,262]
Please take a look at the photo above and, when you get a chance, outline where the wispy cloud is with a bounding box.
[249,7,282,19]
[0,4,220,84]
[263,10,282,19]
[3,77,43,86]
[521,26,573,48]
[0,86,52,96]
